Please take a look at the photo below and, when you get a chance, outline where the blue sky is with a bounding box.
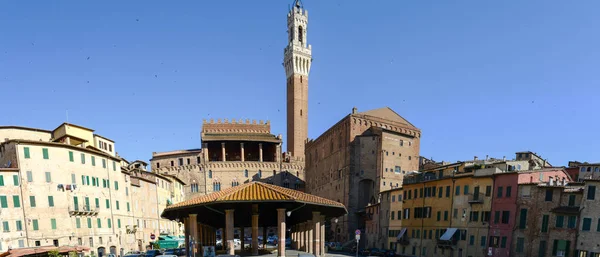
[1,1,598,166]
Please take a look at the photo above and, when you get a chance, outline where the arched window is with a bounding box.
[213,182,221,192]
[298,26,303,43]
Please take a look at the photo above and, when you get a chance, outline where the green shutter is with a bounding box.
[87,218,92,228]
[91,156,95,166]
[45,172,51,183]
[13,195,20,207]
[81,153,85,164]
[48,196,54,207]
[0,175,4,186]
[95,198,99,208]
[114,181,118,190]
[116,201,120,210]
[29,196,36,207]
[541,215,549,232]
[113,161,116,171]
[105,199,110,208]
[82,175,85,185]
[3,221,9,232]
[102,159,106,168]
[69,151,74,162]
[107,218,112,228]
[519,209,527,229]
[51,219,57,229]
[97,218,101,228]
[118,219,121,228]
[24,147,30,159]
[16,220,22,231]
[583,218,592,231]
[0,196,7,208]
[73,196,79,211]
[32,220,38,230]
[27,171,33,182]
[127,202,130,212]
[42,148,49,159]
[85,197,90,210]
[556,215,564,228]
[76,218,81,228]
[13,175,19,186]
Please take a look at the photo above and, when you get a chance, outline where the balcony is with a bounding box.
[468,193,485,204]
[69,205,98,216]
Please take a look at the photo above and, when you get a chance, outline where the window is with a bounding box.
[258,170,262,178]
[485,186,492,196]
[497,186,503,198]
[391,211,395,220]
[87,218,92,228]
[118,219,121,228]
[502,211,510,224]
[178,158,183,166]
[42,148,49,159]
[13,175,19,186]
[97,218,102,228]
[45,172,51,182]
[76,218,81,228]
[568,216,577,228]
[107,218,112,228]
[102,159,107,168]
[568,195,575,206]
[516,237,524,253]
[116,201,120,210]
[106,199,110,208]
[2,221,8,232]
[469,235,475,245]
[500,236,507,248]
[519,209,527,229]
[556,215,564,228]
[582,218,592,231]
[32,219,39,230]
[109,144,112,152]
[91,156,95,166]
[51,218,57,230]
[455,186,460,196]
[437,211,441,221]
[29,196,36,207]
[394,166,401,174]
[0,196,7,208]
[94,198,99,209]
[244,170,249,178]
[0,175,3,186]
[480,236,486,247]
[187,158,190,165]
[464,185,469,195]
[48,196,54,207]
[541,215,549,232]
[444,211,448,221]
[127,202,130,212]
[213,182,221,192]
[587,186,596,200]
[16,220,22,231]
[446,186,451,197]
[13,195,20,208]
[69,151,74,162]
[112,161,116,171]
[208,170,212,178]
[24,147,30,159]
[506,186,512,197]
[539,241,546,257]
[191,183,198,193]
[27,171,33,182]
[114,181,119,190]
[545,189,553,201]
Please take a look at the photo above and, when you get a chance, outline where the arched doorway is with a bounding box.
[358,179,375,208]
[97,247,106,257]
[120,248,124,257]
[109,246,117,256]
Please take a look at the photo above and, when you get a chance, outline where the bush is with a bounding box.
[48,250,61,257]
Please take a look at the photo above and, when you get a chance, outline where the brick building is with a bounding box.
[305,106,421,245]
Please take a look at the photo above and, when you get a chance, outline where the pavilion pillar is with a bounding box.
[263,226,267,249]
[320,215,326,255]
[259,143,263,162]
[291,225,296,249]
[184,218,190,257]
[277,208,286,257]
[252,204,259,255]
[241,143,245,162]
[221,143,226,162]
[198,224,203,250]
[313,212,321,257]
[189,214,199,257]
[300,222,306,251]
[225,209,235,255]
[241,226,245,252]
[307,220,313,255]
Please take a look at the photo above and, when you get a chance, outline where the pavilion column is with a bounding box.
[277,208,286,257]
[241,143,245,162]
[241,226,245,252]
[189,214,199,257]
[198,224,203,250]
[263,226,267,249]
[252,204,259,255]
[307,220,313,255]
[221,143,226,162]
[225,209,235,255]
[301,222,306,251]
[313,212,321,257]
[291,225,296,250]
[320,215,326,255]
[184,218,190,257]
[259,143,263,162]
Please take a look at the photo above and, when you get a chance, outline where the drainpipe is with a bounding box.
[15,143,31,247]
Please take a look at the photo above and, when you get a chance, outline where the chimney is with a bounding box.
[352,107,358,114]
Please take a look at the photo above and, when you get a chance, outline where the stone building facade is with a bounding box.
[0,124,185,254]
[576,179,600,257]
[150,119,305,200]
[305,106,421,245]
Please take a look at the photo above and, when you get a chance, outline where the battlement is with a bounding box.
[202,119,271,134]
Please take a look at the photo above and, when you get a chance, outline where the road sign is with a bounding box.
[355,234,360,241]
[355,229,361,235]
[150,233,156,240]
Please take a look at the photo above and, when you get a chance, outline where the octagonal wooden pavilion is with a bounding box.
[161,181,347,257]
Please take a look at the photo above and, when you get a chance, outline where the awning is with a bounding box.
[396,228,407,241]
[439,228,458,241]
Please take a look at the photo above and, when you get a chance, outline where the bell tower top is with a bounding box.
[284,0,312,78]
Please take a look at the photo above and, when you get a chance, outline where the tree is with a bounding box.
[69,252,78,257]
[48,250,61,257]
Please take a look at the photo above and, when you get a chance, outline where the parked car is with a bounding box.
[285,238,291,246]
[145,250,162,257]
[383,250,396,257]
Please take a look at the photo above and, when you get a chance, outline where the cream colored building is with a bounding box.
[0,123,184,255]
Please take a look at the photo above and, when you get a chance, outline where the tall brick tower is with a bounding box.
[284,0,312,158]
